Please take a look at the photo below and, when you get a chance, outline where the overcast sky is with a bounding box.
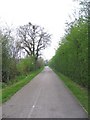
[0,0,79,60]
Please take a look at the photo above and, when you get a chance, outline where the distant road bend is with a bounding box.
[2,66,87,118]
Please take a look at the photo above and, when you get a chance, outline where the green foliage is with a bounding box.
[50,18,88,88]
[36,58,44,69]
[9,58,18,79]
[17,57,35,75]
[1,32,18,82]
[1,28,44,83]
[2,34,11,82]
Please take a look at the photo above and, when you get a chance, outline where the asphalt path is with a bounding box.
[2,66,88,118]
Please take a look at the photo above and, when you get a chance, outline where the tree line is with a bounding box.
[49,0,89,88]
[0,22,51,83]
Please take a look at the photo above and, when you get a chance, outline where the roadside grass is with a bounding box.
[1,67,44,103]
[53,69,88,113]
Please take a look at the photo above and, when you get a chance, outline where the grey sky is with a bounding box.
[0,0,79,60]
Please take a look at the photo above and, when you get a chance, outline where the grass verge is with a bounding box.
[2,67,44,103]
[53,69,88,113]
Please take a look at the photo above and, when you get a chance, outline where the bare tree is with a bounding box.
[17,22,51,60]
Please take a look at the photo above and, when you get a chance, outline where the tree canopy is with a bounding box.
[17,22,51,60]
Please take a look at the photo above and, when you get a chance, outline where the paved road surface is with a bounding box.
[2,67,87,118]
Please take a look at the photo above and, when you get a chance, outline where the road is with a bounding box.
[2,67,87,118]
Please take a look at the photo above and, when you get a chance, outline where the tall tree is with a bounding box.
[1,28,19,82]
[17,22,51,60]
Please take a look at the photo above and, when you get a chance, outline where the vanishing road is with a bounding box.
[2,67,87,118]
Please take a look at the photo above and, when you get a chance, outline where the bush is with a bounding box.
[36,58,44,69]
[17,56,35,75]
